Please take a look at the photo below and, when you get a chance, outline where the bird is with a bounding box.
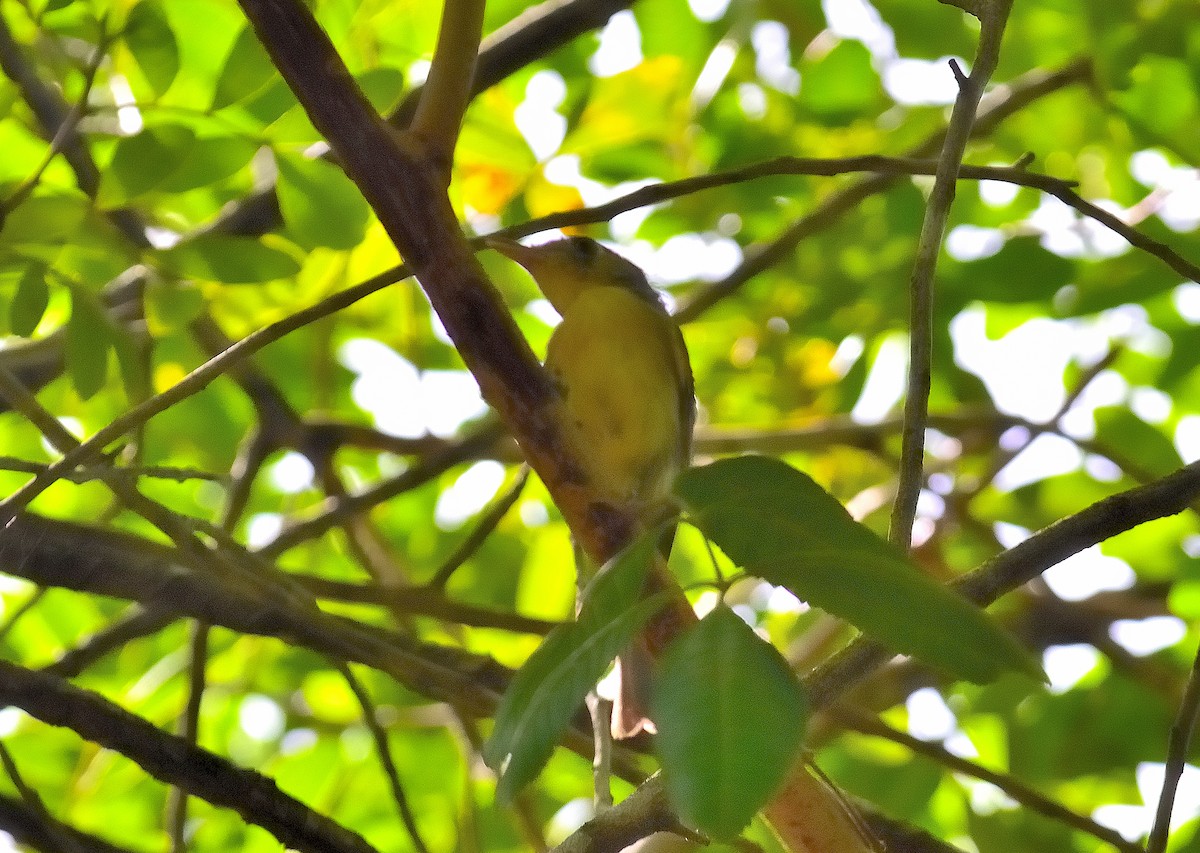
[488,235,696,737]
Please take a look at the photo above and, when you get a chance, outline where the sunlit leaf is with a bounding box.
[276,154,371,250]
[124,0,179,96]
[211,25,278,110]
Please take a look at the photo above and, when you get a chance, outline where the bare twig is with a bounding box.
[1147,641,1200,853]
[890,1,1013,549]
[337,661,431,853]
[168,620,210,853]
[429,465,529,588]
[294,574,557,634]
[41,606,177,678]
[832,705,1143,853]
[262,420,507,556]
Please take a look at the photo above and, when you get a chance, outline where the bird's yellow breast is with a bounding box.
[546,286,690,507]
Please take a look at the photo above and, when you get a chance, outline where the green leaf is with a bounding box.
[676,456,1042,684]
[98,125,196,206]
[654,605,807,840]
[11,264,49,337]
[211,25,278,111]
[66,290,110,400]
[484,533,661,803]
[1094,407,1181,479]
[0,196,89,246]
[158,136,259,193]
[276,154,371,250]
[797,39,884,123]
[124,0,179,96]
[158,235,301,284]
[947,237,1075,304]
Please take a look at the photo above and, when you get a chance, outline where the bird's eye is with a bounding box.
[567,237,599,263]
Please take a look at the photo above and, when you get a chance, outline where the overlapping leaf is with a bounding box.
[484,533,663,802]
[654,606,808,840]
[676,455,1042,684]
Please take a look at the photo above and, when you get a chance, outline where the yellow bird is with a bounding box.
[488,235,695,736]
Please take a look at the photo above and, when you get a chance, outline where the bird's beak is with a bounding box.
[485,237,538,270]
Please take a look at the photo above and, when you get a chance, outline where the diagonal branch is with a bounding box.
[0,660,380,853]
[807,458,1200,709]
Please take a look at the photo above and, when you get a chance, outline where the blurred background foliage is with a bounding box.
[0,0,1199,851]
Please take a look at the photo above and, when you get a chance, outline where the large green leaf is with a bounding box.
[211,25,278,111]
[654,605,807,840]
[676,456,1042,684]
[98,125,196,207]
[484,533,662,803]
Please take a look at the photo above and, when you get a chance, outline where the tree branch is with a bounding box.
[889,1,1013,549]
[411,0,486,178]
[0,660,381,853]
[807,458,1200,709]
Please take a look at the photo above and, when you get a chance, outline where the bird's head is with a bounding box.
[487,236,663,315]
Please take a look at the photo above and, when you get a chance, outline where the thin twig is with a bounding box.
[1147,641,1200,853]
[0,456,222,483]
[41,607,177,678]
[0,588,45,645]
[261,420,506,556]
[429,465,529,588]
[675,58,1094,323]
[336,661,432,853]
[889,1,1013,549]
[168,621,210,853]
[831,705,1143,853]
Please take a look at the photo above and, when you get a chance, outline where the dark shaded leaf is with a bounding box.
[676,456,1042,684]
[654,606,807,840]
[484,533,661,803]
[11,263,49,337]
[66,290,110,400]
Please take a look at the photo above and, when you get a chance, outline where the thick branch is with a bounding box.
[234,0,633,568]
[0,660,379,853]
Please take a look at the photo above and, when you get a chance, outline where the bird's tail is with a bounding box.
[611,547,695,739]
